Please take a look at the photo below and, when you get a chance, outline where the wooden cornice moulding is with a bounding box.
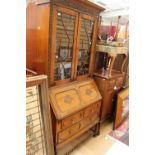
[53,0,105,17]
[28,0,106,12]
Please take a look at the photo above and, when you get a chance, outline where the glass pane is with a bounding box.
[26,86,47,155]
[77,18,94,76]
[55,12,75,80]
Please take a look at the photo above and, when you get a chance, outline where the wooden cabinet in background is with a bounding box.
[94,70,124,123]
[49,80,102,155]
[26,0,105,87]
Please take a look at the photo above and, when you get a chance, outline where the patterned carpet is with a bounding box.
[108,117,129,146]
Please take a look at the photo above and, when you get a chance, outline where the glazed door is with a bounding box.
[74,14,97,79]
[50,6,79,85]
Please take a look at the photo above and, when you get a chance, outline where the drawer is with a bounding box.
[79,117,92,129]
[84,102,100,117]
[84,104,95,117]
[58,123,80,143]
[80,113,99,130]
[62,111,83,129]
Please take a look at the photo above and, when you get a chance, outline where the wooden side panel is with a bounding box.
[26,3,50,74]
[26,3,37,69]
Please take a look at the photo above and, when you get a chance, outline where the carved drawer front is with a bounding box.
[62,111,83,129]
[84,106,93,117]
[79,117,92,130]
[80,113,99,130]
[58,123,80,143]
[84,102,100,117]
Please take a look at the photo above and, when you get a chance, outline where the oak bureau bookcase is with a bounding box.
[26,0,105,155]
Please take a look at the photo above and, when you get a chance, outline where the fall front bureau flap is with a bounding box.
[49,79,102,120]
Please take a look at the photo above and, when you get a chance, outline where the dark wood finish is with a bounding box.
[114,88,129,129]
[26,75,55,155]
[26,0,104,86]
[49,80,102,154]
[94,70,124,123]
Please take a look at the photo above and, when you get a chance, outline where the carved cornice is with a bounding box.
[54,0,101,17]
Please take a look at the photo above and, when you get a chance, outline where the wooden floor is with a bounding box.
[70,121,116,155]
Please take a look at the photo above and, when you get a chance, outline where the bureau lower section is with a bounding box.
[55,101,101,149]
[49,80,102,154]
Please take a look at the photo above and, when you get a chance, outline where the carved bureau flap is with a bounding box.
[49,79,102,120]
